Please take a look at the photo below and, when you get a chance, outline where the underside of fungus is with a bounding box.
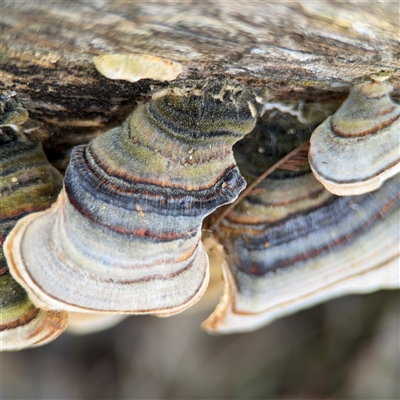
[203,106,400,334]
[309,81,400,196]
[5,80,267,316]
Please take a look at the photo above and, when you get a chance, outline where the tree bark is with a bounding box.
[1,1,399,155]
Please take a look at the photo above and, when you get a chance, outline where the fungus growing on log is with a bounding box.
[309,81,400,196]
[4,80,267,316]
[0,99,68,351]
[203,106,400,333]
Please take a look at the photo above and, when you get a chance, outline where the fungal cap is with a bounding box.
[67,313,128,335]
[0,95,29,127]
[4,191,211,315]
[93,53,183,82]
[4,80,262,315]
[309,81,400,196]
[203,175,400,334]
[0,272,68,351]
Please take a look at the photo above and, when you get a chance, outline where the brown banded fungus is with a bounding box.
[4,80,267,316]
[0,104,68,351]
[309,81,400,196]
[203,107,400,333]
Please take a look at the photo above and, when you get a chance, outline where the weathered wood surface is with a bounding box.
[1,1,399,154]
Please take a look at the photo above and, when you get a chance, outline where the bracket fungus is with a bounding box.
[5,80,267,316]
[3,80,398,340]
[93,54,183,83]
[67,313,128,335]
[0,272,68,351]
[203,107,400,334]
[0,116,68,351]
[309,81,400,196]
[0,93,29,127]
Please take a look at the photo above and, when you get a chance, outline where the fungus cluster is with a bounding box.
[1,79,399,349]
[203,97,399,333]
[0,97,68,351]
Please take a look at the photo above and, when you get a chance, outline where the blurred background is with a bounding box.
[2,289,399,399]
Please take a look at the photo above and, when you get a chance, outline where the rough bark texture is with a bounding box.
[1,1,399,156]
